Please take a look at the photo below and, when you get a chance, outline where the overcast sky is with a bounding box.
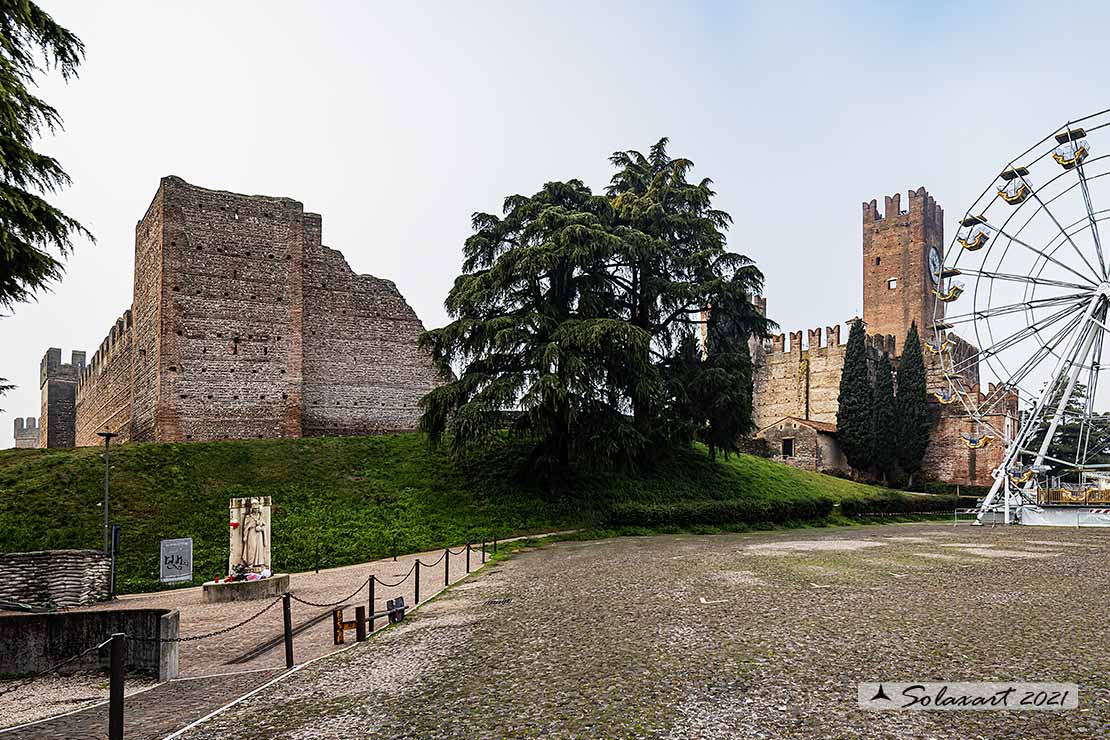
[2,0,1108,447]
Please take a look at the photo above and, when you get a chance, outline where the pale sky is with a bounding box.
[2,0,1109,447]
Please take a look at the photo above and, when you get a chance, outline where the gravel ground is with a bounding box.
[180,523,1110,739]
[0,672,157,729]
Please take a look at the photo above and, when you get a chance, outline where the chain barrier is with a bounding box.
[374,561,417,588]
[132,595,283,643]
[287,576,371,608]
[419,550,447,567]
[0,635,113,698]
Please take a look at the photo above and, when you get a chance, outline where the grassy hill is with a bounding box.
[0,433,953,594]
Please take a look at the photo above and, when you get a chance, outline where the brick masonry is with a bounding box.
[752,187,1018,485]
[28,177,444,447]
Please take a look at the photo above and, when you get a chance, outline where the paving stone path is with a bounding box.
[0,536,563,739]
[172,523,1110,739]
[2,670,282,740]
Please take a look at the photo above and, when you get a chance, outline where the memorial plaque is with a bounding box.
[160,537,194,584]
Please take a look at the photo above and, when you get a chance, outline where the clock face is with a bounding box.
[928,248,942,285]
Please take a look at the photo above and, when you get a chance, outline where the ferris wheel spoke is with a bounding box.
[981,217,1101,287]
[948,301,1081,374]
[1023,182,1106,282]
[972,310,1086,414]
[1075,161,1106,279]
[956,267,1092,293]
[939,291,1088,327]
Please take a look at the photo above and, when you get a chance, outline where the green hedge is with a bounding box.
[606,494,836,528]
[838,491,960,516]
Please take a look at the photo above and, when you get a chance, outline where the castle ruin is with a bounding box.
[20,176,444,447]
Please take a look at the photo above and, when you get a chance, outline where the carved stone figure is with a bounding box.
[228,496,272,575]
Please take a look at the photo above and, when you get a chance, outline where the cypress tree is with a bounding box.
[895,323,931,486]
[872,354,897,483]
[836,319,874,474]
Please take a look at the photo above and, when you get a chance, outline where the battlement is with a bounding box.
[78,309,134,391]
[765,324,894,357]
[12,417,38,448]
[39,348,86,388]
[752,295,767,316]
[862,186,943,232]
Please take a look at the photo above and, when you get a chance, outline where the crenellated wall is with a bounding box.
[23,177,445,447]
[75,310,135,446]
[752,324,896,430]
[12,417,37,448]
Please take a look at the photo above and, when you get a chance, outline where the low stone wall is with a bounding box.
[0,550,110,609]
[0,608,179,680]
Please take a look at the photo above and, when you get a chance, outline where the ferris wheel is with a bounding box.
[932,108,1110,525]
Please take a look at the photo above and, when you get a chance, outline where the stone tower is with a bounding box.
[13,417,38,448]
[861,187,945,346]
[38,348,86,448]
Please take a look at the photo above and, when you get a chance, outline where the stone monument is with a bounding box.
[202,495,288,603]
[228,496,272,575]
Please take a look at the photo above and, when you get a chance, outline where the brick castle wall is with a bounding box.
[74,311,135,446]
[37,177,443,446]
[752,323,895,431]
[302,239,442,435]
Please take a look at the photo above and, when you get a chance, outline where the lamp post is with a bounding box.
[97,431,118,552]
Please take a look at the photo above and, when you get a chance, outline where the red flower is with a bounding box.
[230,521,240,529]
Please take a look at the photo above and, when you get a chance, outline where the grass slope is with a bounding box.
[0,433,948,594]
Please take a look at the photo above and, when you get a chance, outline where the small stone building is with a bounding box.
[755,416,849,475]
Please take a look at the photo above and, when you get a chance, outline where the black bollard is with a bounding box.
[493,534,498,553]
[393,534,398,562]
[355,606,367,642]
[108,633,125,740]
[415,560,421,603]
[368,576,376,633]
[466,542,471,573]
[444,549,450,586]
[481,538,486,564]
[282,593,294,668]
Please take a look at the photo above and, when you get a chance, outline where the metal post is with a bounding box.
[481,539,486,564]
[444,549,450,586]
[368,576,376,633]
[315,540,320,575]
[97,431,117,552]
[108,632,125,740]
[493,535,497,554]
[282,593,294,668]
[466,542,471,573]
[414,560,421,604]
[108,524,121,598]
[355,606,367,642]
[393,534,398,562]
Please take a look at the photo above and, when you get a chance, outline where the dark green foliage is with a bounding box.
[0,434,907,593]
[838,491,959,516]
[871,354,897,481]
[895,323,930,484]
[0,1,90,311]
[836,319,873,472]
[698,287,758,459]
[421,139,771,475]
[607,495,835,528]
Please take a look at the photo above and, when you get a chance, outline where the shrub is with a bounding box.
[606,493,835,528]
